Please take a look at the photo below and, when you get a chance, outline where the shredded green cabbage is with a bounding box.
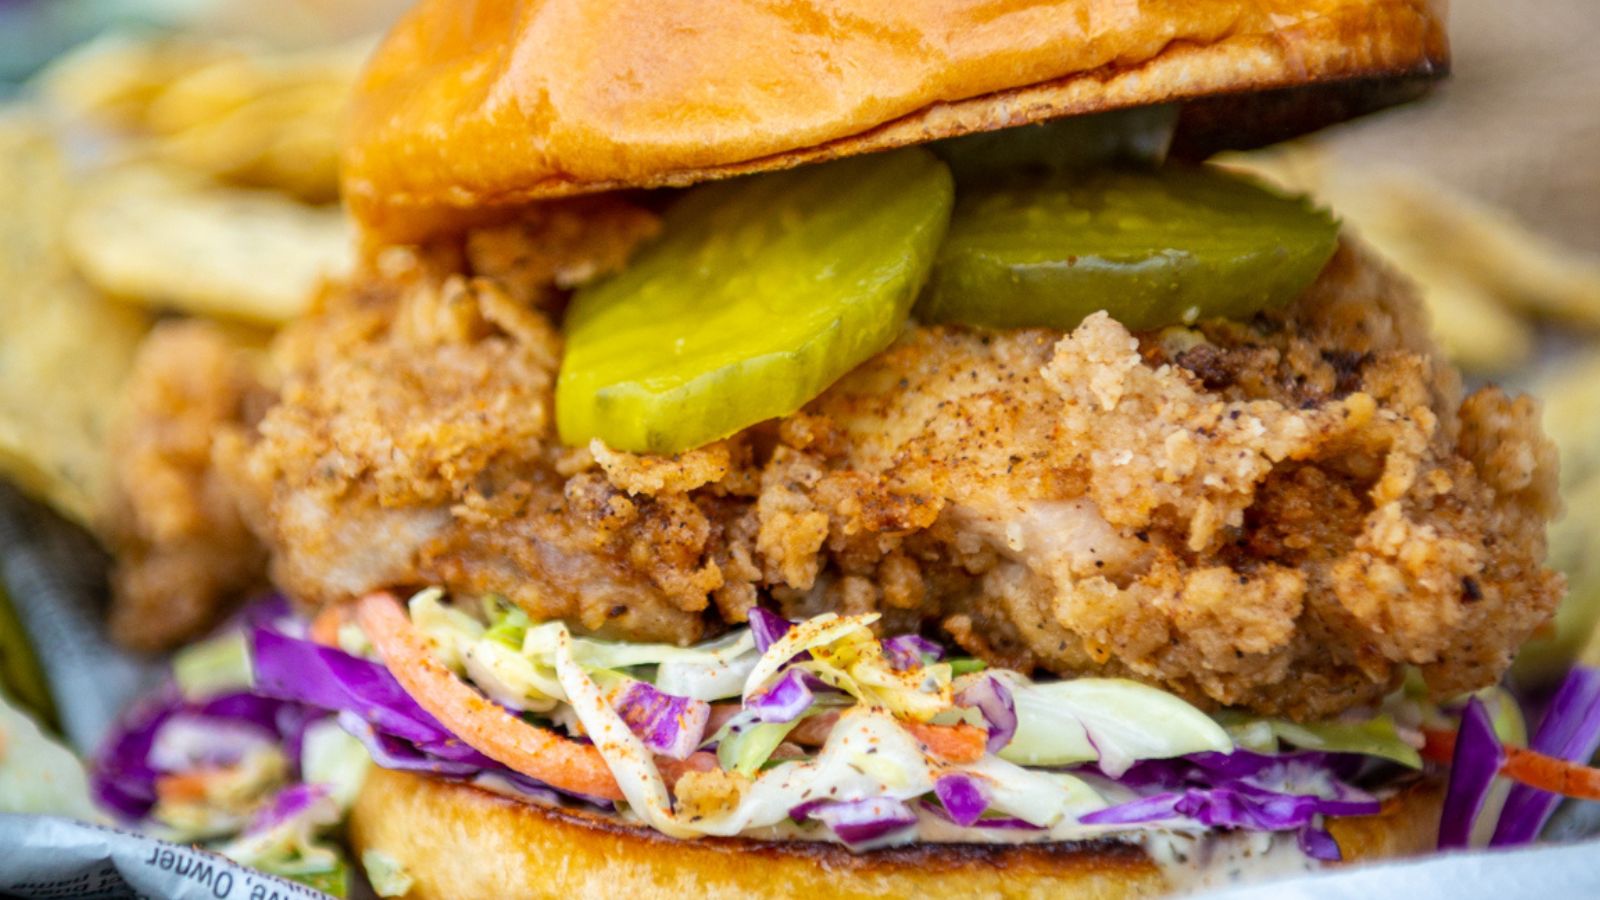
[173,630,254,700]
[1257,716,1423,769]
[999,676,1231,774]
[367,593,1458,847]
[0,688,101,821]
[361,849,415,898]
[408,588,484,673]
[716,715,805,776]
[217,789,346,891]
[301,718,371,810]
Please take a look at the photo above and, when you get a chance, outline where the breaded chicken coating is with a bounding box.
[103,320,271,649]
[118,218,1561,716]
[799,244,1561,717]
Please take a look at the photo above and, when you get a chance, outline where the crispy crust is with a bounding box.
[219,235,1561,718]
[344,0,1448,242]
[349,768,1442,899]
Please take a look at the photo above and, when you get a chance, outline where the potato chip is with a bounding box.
[1511,349,1600,681]
[37,33,367,202]
[1346,227,1537,373]
[152,82,347,202]
[63,165,355,325]
[1517,473,1600,682]
[1534,351,1600,490]
[0,114,150,526]
[1228,148,1547,372]
[35,33,237,130]
[1367,176,1600,328]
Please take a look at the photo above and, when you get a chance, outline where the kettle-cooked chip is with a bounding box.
[38,33,368,203]
[1229,147,1600,372]
[63,165,354,326]
[0,116,150,526]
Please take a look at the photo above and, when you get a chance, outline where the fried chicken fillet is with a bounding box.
[103,320,272,650]
[110,202,1561,720]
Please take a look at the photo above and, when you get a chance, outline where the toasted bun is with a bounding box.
[349,768,1443,899]
[343,0,1447,242]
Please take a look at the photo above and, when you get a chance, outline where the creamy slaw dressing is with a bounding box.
[388,591,1377,867]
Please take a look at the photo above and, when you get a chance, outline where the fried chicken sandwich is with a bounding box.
[89,1,1599,897]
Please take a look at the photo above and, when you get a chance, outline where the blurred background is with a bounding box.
[0,0,1598,741]
[0,0,408,82]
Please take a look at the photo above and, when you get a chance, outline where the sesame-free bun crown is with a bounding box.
[343,0,1447,241]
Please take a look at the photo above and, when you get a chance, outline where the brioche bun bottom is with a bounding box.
[350,768,1442,899]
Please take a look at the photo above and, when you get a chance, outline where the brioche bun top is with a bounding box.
[343,0,1447,241]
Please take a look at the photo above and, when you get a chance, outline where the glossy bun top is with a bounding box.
[343,0,1447,241]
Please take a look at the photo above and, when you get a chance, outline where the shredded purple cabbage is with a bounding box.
[787,798,831,823]
[250,627,452,747]
[932,772,988,827]
[228,593,300,636]
[190,692,292,733]
[249,626,615,806]
[1121,750,1377,808]
[918,798,1046,831]
[92,602,624,826]
[337,711,485,777]
[1079,792,1183,825]
[883,634,944,671]
[1438,697,1505,849]
[613,680,710,760]
[955,675,1016,753]
[748,669,824,724]
[1112,749,1362,789]
[245,783,329,835]
[1079,750,1379,860]
[807,797,919,847]
[90,684,183,821]
[1080,784,1372,831]
[1295,823,1343,861]
[747,607,795,653]
[95,594,1489,863]
[1491,666,1600,846]
[89,684,311,823]
[272,702,325,772]
[147,714,276,773]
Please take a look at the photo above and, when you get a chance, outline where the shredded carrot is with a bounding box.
[906,721,987,763]
[1503,748,1600,801]
[358,592,995,800]
[1421,727,1456,763]
[355,591,626,801]
[1423,726,1600,802]
[155,771,212,804]
[308,605,347,647]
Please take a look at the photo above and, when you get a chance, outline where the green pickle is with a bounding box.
[558,149,954,454]
[0,580,56,727]
[918,166,1340,332]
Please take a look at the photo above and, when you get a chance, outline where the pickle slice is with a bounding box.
[558,149,953,454]
[0,581,55,728]
[918,166,1340,332]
